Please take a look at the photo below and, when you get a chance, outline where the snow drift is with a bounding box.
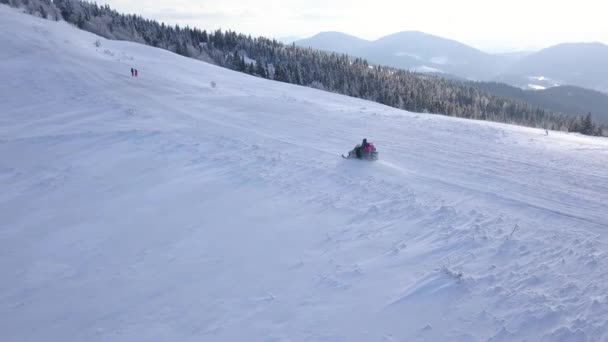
[1,5,608,341]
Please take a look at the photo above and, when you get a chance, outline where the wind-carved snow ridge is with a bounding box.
[1,5,608,342]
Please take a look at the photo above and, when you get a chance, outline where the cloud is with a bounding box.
[143,8,256,22]
[289,11,341,22]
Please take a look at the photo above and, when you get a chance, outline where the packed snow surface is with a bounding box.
[1,5,608,342]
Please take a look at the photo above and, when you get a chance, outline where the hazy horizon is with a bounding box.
[283,32,608,54]
[96,0,608,53]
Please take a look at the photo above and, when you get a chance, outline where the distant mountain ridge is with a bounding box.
[364,31,501,80]
[470,83,608,123]
[296,31,369,55]
[498,43,608,93]
[295,32,608,92]
[296,31,502,80]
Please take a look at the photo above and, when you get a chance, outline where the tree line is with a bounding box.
[4,0,606,136]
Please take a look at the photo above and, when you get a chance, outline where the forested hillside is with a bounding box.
[5,0,606,136]
[471,83,608,123]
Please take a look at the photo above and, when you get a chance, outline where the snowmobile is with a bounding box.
[342,141,379,161]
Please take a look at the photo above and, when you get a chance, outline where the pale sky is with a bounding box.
[97,0,608,52]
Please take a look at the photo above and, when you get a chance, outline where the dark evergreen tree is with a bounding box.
[581,113,595,135]
[246,62,255,75]
[255,59,267,78]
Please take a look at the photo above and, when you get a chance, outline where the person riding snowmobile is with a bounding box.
[343,138,378,160]
[356,138,370,158]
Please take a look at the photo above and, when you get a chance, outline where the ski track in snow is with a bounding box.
[1,5,608,342]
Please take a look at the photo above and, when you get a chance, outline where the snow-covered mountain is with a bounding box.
[497,42,608,93]
[295,31,370,56]
[2,5,608,342]
[472,83,608,123]
[297,31,504,79]
[297,32,608,93]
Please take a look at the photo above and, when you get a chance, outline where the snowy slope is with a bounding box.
[2,5,608,342]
